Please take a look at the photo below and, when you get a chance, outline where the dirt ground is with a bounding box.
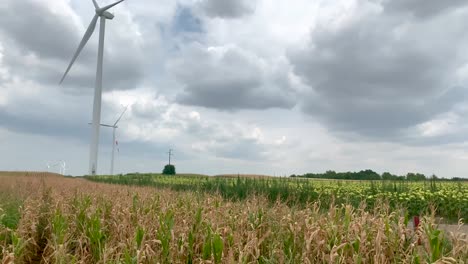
[439,224,468,235]
[407,220,468,235]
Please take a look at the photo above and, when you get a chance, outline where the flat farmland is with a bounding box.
[0,172,467,263]
[88,173,468,221]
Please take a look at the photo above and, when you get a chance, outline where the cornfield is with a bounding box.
[87,173,468,221]
[1,173,467,263]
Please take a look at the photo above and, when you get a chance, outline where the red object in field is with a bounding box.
[414,216,421,245]
[413,216,420,230]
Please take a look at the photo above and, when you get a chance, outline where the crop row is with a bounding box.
[86,174,468,221]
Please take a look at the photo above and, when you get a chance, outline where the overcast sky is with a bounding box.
[1,0,468,177]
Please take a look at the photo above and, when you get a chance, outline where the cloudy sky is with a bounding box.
[1,0,468,177]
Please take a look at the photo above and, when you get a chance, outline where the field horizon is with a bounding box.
[3,171,467,181]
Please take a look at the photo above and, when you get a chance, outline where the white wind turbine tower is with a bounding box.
[92,106,128,175]
[60,161,68,175]
[60,0,125,175]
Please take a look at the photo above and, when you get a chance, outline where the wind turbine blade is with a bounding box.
[101,0,124,11]
[92,0,99,9]
[87,122,115,128]
[59,14,99,84]
[113,105,129,126]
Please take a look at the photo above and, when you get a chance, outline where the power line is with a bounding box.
[168,149,173,165]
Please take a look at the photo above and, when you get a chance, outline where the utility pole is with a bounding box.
[167,149,173,165]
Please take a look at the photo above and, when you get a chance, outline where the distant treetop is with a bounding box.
[290,170,446,181]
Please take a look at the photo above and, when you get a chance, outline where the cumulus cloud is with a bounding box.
[0,0,147,91]
[197,0,256,19]
[381,0,467,18]
[0,0,80,60]
[289,0,468,139]
[103,90,285,162]
[401,105,468,145]
[0,0,164,146]
[170,44,297,110]
[0,75,100,141]
[2,0,468,177]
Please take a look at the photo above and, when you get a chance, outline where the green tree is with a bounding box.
[162,164,176,175]
[406,172,426,181]
[382,172,398,180]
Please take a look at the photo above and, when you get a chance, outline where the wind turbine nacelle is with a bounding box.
[103,11,114,19]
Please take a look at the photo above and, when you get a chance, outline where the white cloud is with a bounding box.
[288,0,468,139]
[417,113,459,137]
[170,43,297,110]
[197,0,256,18]
[1,0,468,178]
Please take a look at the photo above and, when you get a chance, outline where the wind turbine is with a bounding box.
[61,161,68,175]
[46,161,61,174]
[88,105,128,175]
[46,162,53,172]
[60,0,125,175]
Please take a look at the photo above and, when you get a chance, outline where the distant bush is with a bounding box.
[162,164,176,175]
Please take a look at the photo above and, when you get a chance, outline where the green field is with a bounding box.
[86,173,468,221]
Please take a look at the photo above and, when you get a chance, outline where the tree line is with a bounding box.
[290,170,466,181]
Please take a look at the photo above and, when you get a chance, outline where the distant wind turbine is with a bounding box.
[60,0,126,175]
[88,105,128,175]
[46,161,61,174]
[61,161,68,175]
[46,162,54,172]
